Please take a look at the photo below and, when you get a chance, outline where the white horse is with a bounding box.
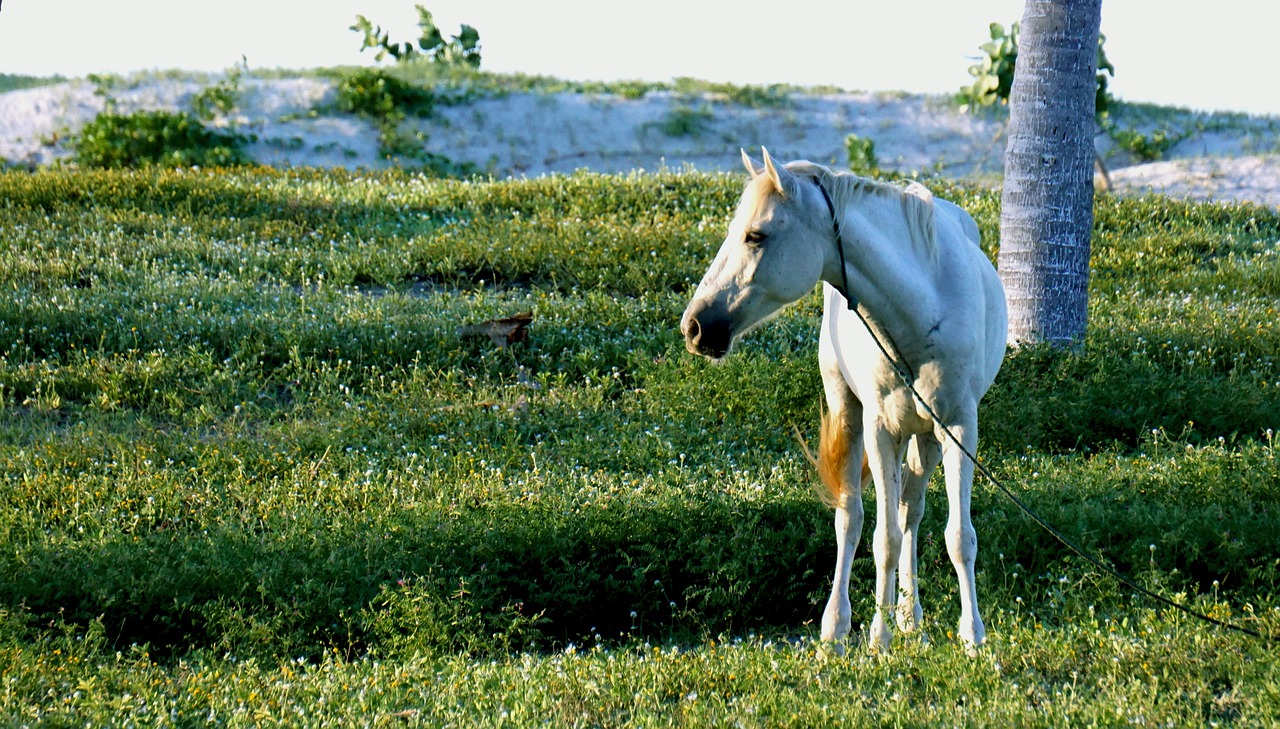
[681,149,1007,653]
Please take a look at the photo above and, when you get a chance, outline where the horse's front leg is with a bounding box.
[897,433,942,636]
[866,422,908,652]
[939,417,985,651]
[817,330,866,652]
[817,406,866,650]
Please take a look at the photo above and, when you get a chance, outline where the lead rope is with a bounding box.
[810,176,1274,642]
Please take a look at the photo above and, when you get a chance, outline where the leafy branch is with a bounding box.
[957,21,1114,118]
[351,5,480,68]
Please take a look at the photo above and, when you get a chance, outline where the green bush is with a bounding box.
[655,105,714,138]
[1109,126,1177,161]
[335,68,436,121]
[74,110,249,168]
[844,133,879,175]
[191,58,247,121]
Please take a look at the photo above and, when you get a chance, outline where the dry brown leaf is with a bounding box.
[456,311,533,348]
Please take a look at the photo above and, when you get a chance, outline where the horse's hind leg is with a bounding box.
[897,433,941,636]
[817,333,866,651]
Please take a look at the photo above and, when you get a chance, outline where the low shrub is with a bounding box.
[1108,126,1177,161]
[334,68,436,121]
[655,105,715,138]
[844,133,879,175]
[74,110,249,168]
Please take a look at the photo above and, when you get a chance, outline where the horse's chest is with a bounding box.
[874,385,934,437]
[845,359,950,437]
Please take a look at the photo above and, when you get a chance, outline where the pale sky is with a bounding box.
[1,1,1277,116]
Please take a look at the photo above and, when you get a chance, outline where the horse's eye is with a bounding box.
[744,230,766,245]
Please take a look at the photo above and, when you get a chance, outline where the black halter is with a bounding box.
[811,176,857,311]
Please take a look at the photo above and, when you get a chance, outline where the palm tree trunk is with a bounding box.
[998,0,1103,348]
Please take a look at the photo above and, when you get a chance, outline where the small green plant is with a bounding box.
[655,105,714,138]
[335,68,459,167]
[844,133,879,175]
[614,80,660,101]
[86,72,123,113]
[74,110,249,168]
[1109,126,1178,162]
[191,57,248,121]
[351,4,480,68]
[359,575,546,657]
[958,21,1114,117]
[335,67,436,120]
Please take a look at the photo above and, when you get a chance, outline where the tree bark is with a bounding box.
[998,0,1102,348]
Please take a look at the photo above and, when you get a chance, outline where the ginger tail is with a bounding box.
[795,403,868,508]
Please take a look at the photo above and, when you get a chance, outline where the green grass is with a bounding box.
[0,166,1278,725]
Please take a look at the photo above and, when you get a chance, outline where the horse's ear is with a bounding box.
[761,147,798,199]
[741,149,764,178]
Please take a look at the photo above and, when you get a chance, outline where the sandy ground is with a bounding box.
[3,76,1279,209]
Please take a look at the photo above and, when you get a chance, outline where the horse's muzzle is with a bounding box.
[682,307,732,359]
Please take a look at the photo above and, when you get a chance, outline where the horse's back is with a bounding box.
[932,196,982,250]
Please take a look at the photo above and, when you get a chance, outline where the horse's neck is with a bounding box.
[834,211,940,340]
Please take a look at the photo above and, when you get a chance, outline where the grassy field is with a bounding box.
[0,166,1277,725]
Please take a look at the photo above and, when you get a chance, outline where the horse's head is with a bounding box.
[681,148,833,359]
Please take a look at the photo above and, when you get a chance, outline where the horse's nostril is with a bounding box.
[684,312,730,359]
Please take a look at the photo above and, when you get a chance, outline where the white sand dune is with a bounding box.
[3,76,1278,209]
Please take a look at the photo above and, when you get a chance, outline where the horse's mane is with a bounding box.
[785,161,938,262]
